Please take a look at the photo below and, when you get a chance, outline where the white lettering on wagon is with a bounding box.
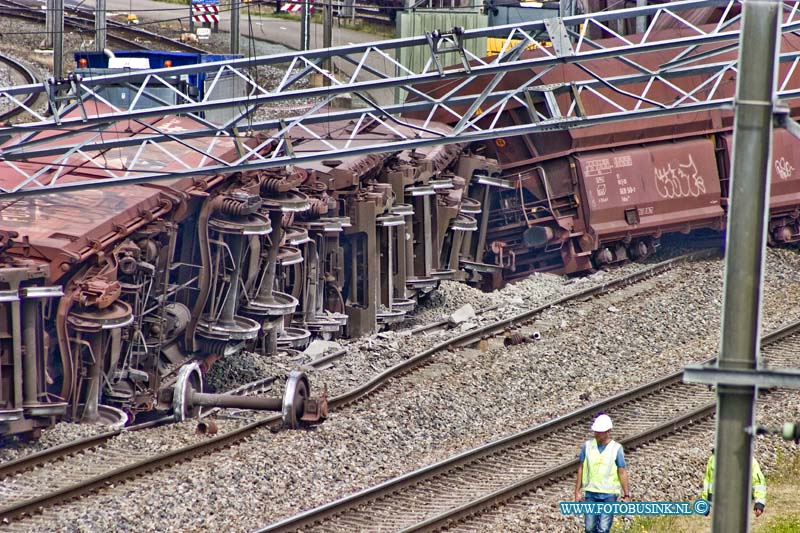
[584,158,613,178]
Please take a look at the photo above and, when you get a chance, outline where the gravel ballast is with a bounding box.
[5,247,800,532]
[1,15,799,533]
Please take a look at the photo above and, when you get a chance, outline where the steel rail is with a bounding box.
[260,318,800,533]
[0,0,149,51]
[2,369,284,481]
[0,377,277,481]
[0,367,314,506]
[0,250,711,523]
[0,414,172,481]
[0,0,206,54]
[399,405,717,533]
[0,53,38,124]
[327,248,719,411]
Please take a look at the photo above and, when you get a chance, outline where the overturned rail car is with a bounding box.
[0,105,500,438]
[8,5,800,438]
[412,9,800,286]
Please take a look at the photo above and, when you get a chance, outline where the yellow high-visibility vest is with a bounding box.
[582,439,622,494]
[701,455,766,506]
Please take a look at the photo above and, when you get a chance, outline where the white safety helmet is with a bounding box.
[591,414,613,432]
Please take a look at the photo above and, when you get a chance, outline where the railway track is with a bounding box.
[0,303,495,487]
[0,53,38,123]
[0,250,716,525]
[258,320,800,533]
[0,376,278,484]
[0,0,207,54]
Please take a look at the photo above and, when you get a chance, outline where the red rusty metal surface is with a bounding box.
[0,106,246,280]
[584,1,741,35]
[410,18,800,170]
[574,138,725,244]
[294,122,396,189]
[0,179,169,278]
[290,119,462,190]
[411,26,739,134]
[720,131,800,215]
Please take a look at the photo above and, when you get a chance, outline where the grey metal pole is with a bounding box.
[342,0,353,19]
[559,0,575,18]
[96,0,107,52]
[45,0,55,48]
[53,0,63,80]
[323,0,332,49]
[636,0,647,34]
[231,0,240,55]
[712,1,779,532]
[300,0,310,50]
[323,0,332,82]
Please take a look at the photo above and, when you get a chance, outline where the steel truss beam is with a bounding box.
[2,0,800,197]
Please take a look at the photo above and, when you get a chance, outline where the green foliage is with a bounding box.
[336,18,394,38]
[153,0,190,6]
[267,11,302,21]
[612,515,682,532]
[759,514,800,533]
[772,448,800,482]
[263,11,394,38]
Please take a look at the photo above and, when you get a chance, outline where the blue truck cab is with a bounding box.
[72,50,244,121]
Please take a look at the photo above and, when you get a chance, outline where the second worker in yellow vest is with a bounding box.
[700,451,767,517]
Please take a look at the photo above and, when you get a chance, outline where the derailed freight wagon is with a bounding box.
[410,7,800,285]
[0,102,494,438]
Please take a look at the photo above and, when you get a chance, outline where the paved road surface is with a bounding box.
[79,0,386,51]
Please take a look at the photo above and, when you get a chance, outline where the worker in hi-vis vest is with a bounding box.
[701,450,767,516]
[574,414,630,533]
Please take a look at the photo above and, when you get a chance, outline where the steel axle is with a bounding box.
[173,365,327,429]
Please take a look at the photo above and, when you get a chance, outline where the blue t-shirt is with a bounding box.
[579,441,626,468]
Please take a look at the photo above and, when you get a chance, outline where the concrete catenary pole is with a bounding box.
[96,0,107,51]
[53,0,63,80]
[712,1,780,532]
[231,0,240,55]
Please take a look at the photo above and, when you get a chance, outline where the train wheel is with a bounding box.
[282,371,309,429]
[172,362,204,422]
[593,247,614,266]
[96,404,129,429]
[629,240,650,260]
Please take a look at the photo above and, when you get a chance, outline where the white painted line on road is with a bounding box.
[280,26,287,30]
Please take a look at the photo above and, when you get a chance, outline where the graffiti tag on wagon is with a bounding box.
[775,157,795,181]
[654,155,707,199]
